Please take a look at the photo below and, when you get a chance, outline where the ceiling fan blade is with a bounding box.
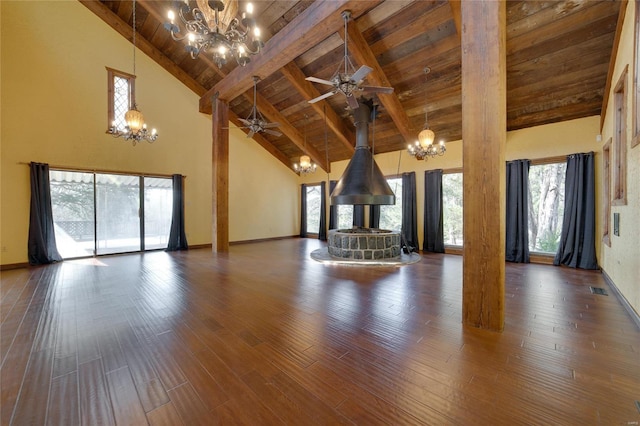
[306,76,335,86]
[350,65,373,83]
[361,85,394,94]
[262,122,280,128]
[308,91,336,104]
[247,130,255,139]
[263,129,282,137]
[238,118,252,126]
[346,93,359,109]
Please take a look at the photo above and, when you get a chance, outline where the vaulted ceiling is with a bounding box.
[83,0,622,172]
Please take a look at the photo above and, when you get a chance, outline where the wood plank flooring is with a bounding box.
[1,238,639,425]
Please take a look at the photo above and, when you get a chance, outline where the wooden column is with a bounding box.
[461,0,506,331]
[212,95,229,252]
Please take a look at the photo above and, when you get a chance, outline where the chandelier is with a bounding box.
[294,115,317,174]
[164,0,263,68]
[407,67,445,160]
[108,0,158,145]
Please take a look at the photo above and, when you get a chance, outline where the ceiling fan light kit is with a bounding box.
[305,10,393,109]
[164,0,263,68]
[235,76,282,139]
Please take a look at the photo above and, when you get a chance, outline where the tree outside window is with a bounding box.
[528,162,566,253]
[379,177,402,230]
[443,173,463,246]
[305,185,321,234]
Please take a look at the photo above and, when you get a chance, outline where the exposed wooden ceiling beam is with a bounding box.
[280,62,355,154]
[79,0,206,97]
[448,1,462,42]
[136,0,227,82]
[253,93,329,172]
[228,110,293,170]
[199,0,383,112]
[135,0,316,172]
[345,18,415,146]
[80,0,296,173]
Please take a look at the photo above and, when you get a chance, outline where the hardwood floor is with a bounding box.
[1,238,639,425]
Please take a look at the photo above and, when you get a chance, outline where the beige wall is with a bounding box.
[600,1,640,314]
[0,0,299,266]
[302,115,601,258]
[229,126,299,242]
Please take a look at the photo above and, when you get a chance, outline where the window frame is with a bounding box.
[633,0,640,148]
[378,175,403,231]
[442,167,463,253]
[304,183,323,237]
[602,138,612,247]
[527,156,567,258]
[613,66,628,206]
[49,166,173,259]
[106,67,136,132]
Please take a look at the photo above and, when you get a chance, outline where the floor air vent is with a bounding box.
[590,287,608,296]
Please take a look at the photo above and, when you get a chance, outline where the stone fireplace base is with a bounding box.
[327,228,401,260]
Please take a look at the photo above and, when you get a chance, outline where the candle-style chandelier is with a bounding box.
[407,67,445,160]
[164,0,263,68]
[294,115,317,175]
[108,0,158,145]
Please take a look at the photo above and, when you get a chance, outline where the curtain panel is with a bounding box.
[505,160,530,263]
[423,169,444,253]
[28,162,62,265]
[319,181,327,241]
[166,174,189,251]
[402,172,419,252]
[554,152,598,269]
[300,184,307,237]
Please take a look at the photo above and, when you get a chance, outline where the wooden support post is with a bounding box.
[461,0,506,331]
[212,95,229,252]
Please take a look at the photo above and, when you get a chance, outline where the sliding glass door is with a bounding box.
[96,174,141,255]
[50,170,173,259]
[144,177,173,250]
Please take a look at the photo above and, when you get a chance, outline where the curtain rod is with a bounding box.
[18,162,186,179]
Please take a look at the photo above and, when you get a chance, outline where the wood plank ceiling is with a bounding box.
[83,0,622,172]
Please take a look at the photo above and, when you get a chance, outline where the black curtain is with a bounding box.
[554,152,598,269]
[353,205,365,227]
[166,174,189,251]
[505,160,530,263]
[369,205,380,229]
[423,169,444,253]
[300,184,307,237]
[402,172,419,252]
[28,162,62,265]
[319,181,327,241]
[329,180,337,230]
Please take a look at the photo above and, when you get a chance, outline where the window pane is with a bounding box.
[337,205,353,229]
[528,163,566,253]
[50,170,95,259]
[443,173,463,246]
[306,185,321,234]
[96,174,140,255]
[113,75,130,130]
[379,178,402,230]
[144,177,173,250]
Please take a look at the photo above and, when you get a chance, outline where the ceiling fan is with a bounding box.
[237,76,282,139]
[305,10,394,109]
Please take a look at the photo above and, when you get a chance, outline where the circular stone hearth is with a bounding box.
[310,247,420,266]
[327,228,401,261]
